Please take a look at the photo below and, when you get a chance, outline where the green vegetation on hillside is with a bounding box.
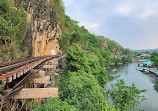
[49,0,65,27]
[0,0,29,62]
[37,43,116,111]
[151,51,158,66]
[0,0,146,110]
[37,10,145,111]
[36,0,146,110]
[121,56,132,64]
[36,97,77,111]
[112,58,122,65]
[107,79,146,111]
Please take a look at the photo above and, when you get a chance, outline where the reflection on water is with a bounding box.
[107,64,128,81]
[105,63,158,111]
[152,80,158,93]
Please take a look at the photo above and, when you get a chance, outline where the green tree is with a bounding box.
[66,43,90,72]
[112,58,122,65]
[60,71,115,111]
[150,52,158,66]
[81,26,88,33]
[0,85,4,98]
[107,79,146,111]
[36,97,77,111]
[82,33,99,50]
[66,44,109,85]
[123,48,132,55]
[151,52,158,61]
[0,0,29,61]
[70,26,82,45]
[145,51,150,54]
[121,56,132,64]
[58,44,115,110]
[49,0,65,26]
[87,54,108,85]
[152,56,158,66]
[98,48,112,67]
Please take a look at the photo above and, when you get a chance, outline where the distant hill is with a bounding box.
[133,48,158,53]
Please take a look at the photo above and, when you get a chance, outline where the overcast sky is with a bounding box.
[63,0,158,50]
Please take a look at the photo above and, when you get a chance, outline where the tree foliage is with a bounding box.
[60,71,115,111]
[59,44,115,110]
[0,85,4,98]
[107,79,146,111]
[66,44,108,85]
[66,44,90,72]
[49,0,65,26]
[36,97,77,111]
[121,56,132,64]
[0,0,29,61]
[37,43,115,110]
[151,52,158,66]
[151,52,158,61]
[112,58,122,64]
[57,44,116,110]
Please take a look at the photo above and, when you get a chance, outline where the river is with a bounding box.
[105,62,158,111]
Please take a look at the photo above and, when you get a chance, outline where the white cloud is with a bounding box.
[63,0,158,49]
[139,9,155,19]
[82,23,100,29]
[113,0,158,20]
[78,22,101,34]
[88,23,100,28]
[114,2,135,16]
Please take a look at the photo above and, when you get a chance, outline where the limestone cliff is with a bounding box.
[12,0,62,57]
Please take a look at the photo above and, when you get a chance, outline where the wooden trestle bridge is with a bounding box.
[0,55,63,107]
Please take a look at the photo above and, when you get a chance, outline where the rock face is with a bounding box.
[13,0,62,57]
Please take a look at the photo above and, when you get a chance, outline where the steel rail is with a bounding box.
[0,85,24,105]
[0,58,46,81]
[0,55,58,105]
[0,55,52,73]
[0,55,59,81]
[0,58,40,74]
[0,56,50,68]
[0,56,42,68]
[0,55,52,74]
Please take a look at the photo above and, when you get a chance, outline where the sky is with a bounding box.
[63,0,158,50]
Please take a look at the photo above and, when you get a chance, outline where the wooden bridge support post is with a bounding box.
[6,83,10,89]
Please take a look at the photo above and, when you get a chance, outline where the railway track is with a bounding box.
[0,55,61,105]
[0,55,59,83]
[0,56,50,74]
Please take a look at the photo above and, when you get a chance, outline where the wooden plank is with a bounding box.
[20,70,23,76]
[12,74,16,80]
[34,71,45,77]
[29,76,50,84]
[1,79,6,85]
[43,65,54,69]
[6,76,12,83]
[2,88,58,99]
[16,72,21,78]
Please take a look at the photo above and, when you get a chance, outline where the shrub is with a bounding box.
[36,97,76,111]
[107,79,146,111]
[0,0,29,61]
[59,70,115,111]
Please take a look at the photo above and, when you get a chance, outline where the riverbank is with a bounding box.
[106,63,158,111]
[134,60,146,62]
[110,62,123,65]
